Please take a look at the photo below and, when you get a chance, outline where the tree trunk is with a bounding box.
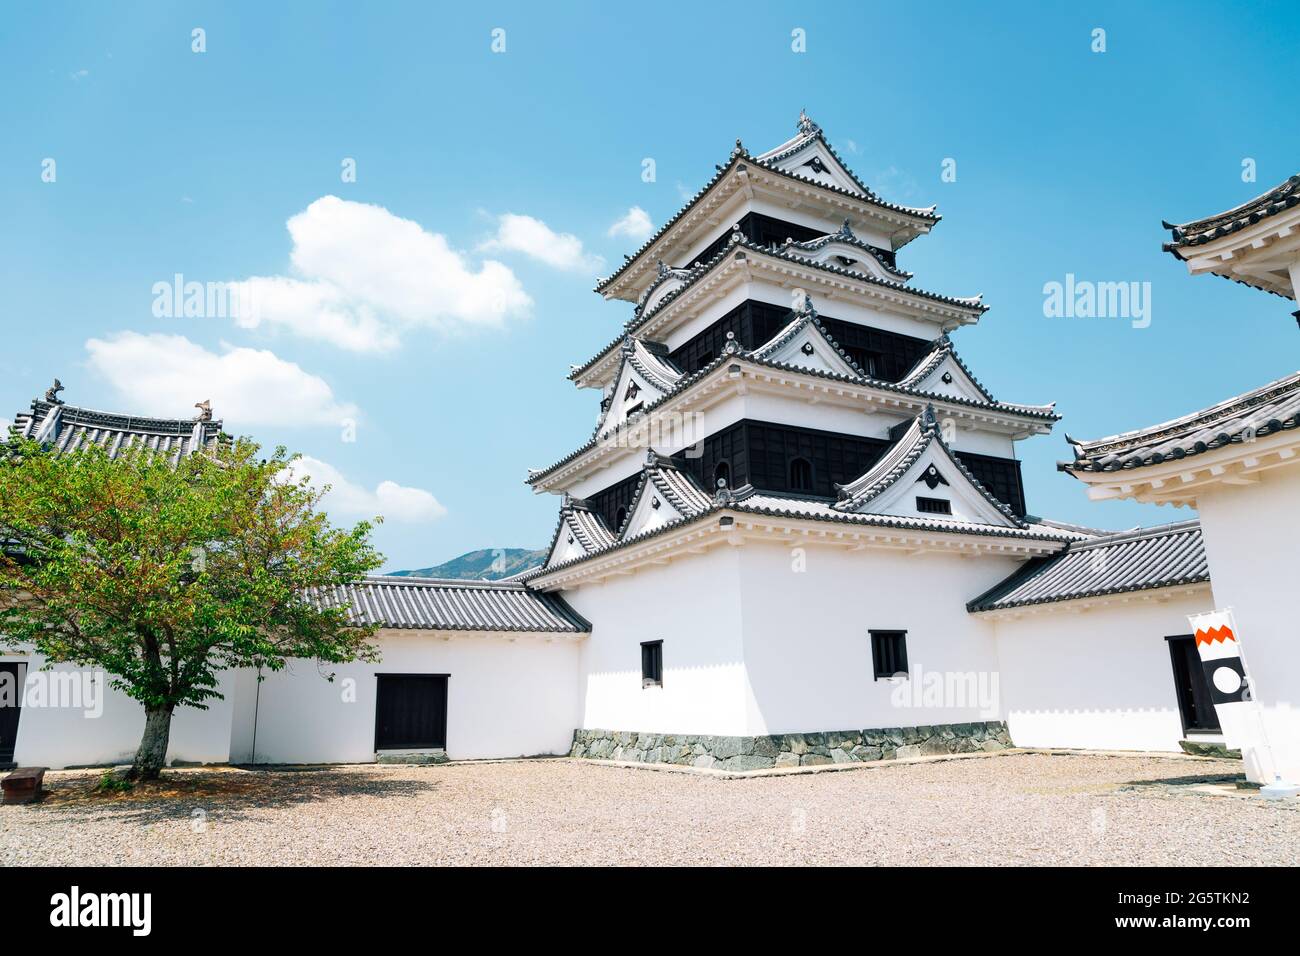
[130,705,174,781]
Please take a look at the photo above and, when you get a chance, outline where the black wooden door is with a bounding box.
[1166,635,1221,734]
[374,674,448,750]
[0,663,24,767]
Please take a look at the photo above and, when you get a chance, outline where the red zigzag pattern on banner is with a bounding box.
[1195,625,1236,646]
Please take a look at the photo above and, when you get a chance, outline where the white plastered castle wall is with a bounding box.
[229,628,582,764]
[1193,467,1300,779]
[985,589,1213,753]
[736,542,1020,735]
[6,652,237,769]
[562,546,751,736]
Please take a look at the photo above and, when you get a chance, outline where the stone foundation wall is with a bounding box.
[570,721,1012,772]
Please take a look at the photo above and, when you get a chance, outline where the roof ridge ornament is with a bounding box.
[194,399,213,422]
[44,378,65,405]
[922,403,939,434]
[837,218,854,239]
[797,109,820,137]
[722,330,742,355]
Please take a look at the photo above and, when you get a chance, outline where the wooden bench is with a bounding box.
[1,767,47,804]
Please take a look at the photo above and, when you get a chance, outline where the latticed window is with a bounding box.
[870,630,909,680]
[789,457,813,491]
[641,640,663,688]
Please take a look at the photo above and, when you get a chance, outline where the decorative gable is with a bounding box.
[544,496,615,568]
[595,338,684,436]
[898,334,996,405]
[756,113,869,198]
[749,302,866,379]
[834,407,1025,528]
[617,451,714,540]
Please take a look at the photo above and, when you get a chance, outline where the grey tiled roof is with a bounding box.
[1061,370,1300,474]
[320,576,591,633]
[538,334,1058,488]
[832,408,1026,528]
[967,520,1208,613]
[595,126,939,295]
[897,333,996,403]
[11,398,224,465]
[526,481,1084,583]
[1164,175,1300,251]
[574,231,985,383]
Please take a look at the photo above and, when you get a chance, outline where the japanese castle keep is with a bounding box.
[4,113,1293,773]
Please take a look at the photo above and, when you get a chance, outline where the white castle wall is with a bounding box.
[986,591,1212,753]
[562,542,1025,738]
[563,546,752,736]
[1194,468,1300,782]
[5,653,237,769]
[736,543,1019,734]
[232,629,582,764]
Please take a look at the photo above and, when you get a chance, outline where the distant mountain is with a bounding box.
[387,547,546,581]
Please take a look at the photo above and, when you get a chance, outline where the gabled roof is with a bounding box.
[1061,370,1300,474]
[318,576,591,633]
[1164,175,1300,252]
[542,494,617,568]
[832,406,1027,528]
[613,451,715,537]
[621,337,683,392]
[524,485,1084,585]
[595,114,940,298]
[10,389,224,465]
[537,337,1059,489]
[897,333,997,404]
[570,231,987,386]
[756,111,884,200]
[775,219,914,282]
[968,520,1208,613]
[748,304,867,379]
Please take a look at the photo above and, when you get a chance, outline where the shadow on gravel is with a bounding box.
[27,767,439,825]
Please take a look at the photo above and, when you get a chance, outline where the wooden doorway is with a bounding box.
[1166,635,1222,735]
[374,674,448,751]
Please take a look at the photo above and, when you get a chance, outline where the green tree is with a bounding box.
[0,436,383,780]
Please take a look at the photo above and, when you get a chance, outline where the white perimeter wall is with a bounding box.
[563,546,751,736]
[737,543,1021,734]
[562,542,1028,737]
[6,653,236,769]
[1196,468,1300,781]
[232,629,582,764]
[987,590,1212,753]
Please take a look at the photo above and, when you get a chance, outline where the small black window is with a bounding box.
[641,640,663,688]
[713,460,731,489]
[869,630,908,680]
[789,457,813,492]
[916,496,952,515]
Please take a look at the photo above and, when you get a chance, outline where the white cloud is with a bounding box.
[230,196,532,353]
[478,213,604,272]
[290,455,446,524]
[607,206,654,242]
[84,332,357,427]
[70,69,89,81]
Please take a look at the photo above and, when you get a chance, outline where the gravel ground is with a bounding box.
[2,752,1297,866]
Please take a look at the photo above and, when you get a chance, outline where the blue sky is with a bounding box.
[2,1,1297,571]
